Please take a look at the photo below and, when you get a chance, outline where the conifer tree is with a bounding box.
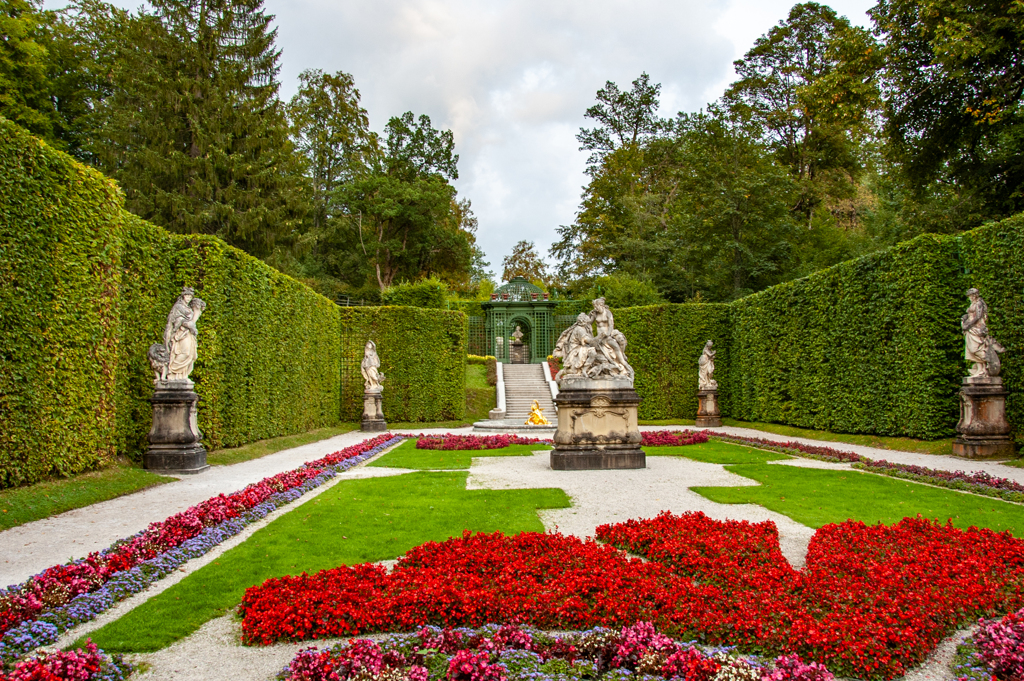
[97,0,300,257]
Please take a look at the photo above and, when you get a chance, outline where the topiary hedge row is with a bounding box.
[1,120,468,487]
[339,307,467,423]
[0,119,123,487]
[612,304,731,421]
[616,219,1024,445]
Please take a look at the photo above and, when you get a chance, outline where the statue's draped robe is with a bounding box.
[964,301,989,371]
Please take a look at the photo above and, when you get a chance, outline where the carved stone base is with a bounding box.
[550,382,645,470]
[510,341,529,364]
[362,391,387,432]
[953,376,1016,459]
[145,383,208,475]
[695,389,722,428]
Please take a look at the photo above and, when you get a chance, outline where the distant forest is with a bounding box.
[3,0,1021,305]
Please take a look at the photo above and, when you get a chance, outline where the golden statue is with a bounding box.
[525,400,550,425]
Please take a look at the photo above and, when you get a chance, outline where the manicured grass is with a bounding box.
[720,418,955,456]
[369,439,551,470]
[82,471,569,653]
[207,424,359,466]
[0,465,173,531]
[639,418,954,456]
[646,441,789,464]
[466,364,491,390]
[694,464,1024,533]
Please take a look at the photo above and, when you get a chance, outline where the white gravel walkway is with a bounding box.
[3,423,1008,680]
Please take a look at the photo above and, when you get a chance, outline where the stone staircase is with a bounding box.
[502,363,556,423]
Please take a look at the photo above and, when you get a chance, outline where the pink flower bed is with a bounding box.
[415,435,548,450]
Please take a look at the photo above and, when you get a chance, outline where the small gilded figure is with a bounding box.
[525,399,550,425]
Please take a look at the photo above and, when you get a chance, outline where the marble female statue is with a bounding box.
[962,288,1005,377]
[698,340,718,390]
[361,340,385,392]
[553,313,597,380]
[166,296,206,381]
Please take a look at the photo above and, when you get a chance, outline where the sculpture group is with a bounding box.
[550,298,643,470]
[552,298,634,383]
[148,287,206,383]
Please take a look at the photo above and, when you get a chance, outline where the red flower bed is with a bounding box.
[240,513,1024,680]
[640,430,710,447]
[239,530,710,645]
[415,435,548,450]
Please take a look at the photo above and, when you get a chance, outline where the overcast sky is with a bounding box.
[49,0,876,279]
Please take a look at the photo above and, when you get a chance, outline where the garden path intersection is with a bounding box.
[3,426,1022,680]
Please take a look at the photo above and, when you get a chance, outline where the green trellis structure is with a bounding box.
[481,277,557,363]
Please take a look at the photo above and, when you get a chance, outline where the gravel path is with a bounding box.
[5,424,1004,680]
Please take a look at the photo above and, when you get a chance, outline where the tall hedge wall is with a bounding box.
[339,307,467,423]
[726,234,965,439]
[0,120,122,487]
[1,122,470,487]
[613,304,731,421]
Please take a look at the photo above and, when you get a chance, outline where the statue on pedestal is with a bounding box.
[512,325,524,343]
[696,340,722,427]
[549,298,644,470]
[954,289,1014,459]
[145,287,209,475]
[361,340,387,432]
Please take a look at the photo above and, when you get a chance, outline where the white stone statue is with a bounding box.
[962,288,1005,378]
[361,340,385,392]
[698,340,718,390]
[552,298,634,383]
[148,287,206,383]
[512,325,524,343]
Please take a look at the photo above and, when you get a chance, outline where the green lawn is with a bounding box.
[82,471,569,653]
[694,464,1024,533]
[207,424,360,466]
[368,439,551,470]
[0,465,173,531]
[638,418,954,456]
[646,441,789,464]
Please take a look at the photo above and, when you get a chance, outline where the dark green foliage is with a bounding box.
[339,307,466,423]
[381,278,448,308]
[613,304,731,420]
[0,118,121,487]
[584,273,665,308]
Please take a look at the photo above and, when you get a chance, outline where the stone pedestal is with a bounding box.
[695,389,722,428]
[362,390,387,432]
[510,341,529,364]
[550,378,645,470]
[145,380,209,475]
[953,376,1015,459]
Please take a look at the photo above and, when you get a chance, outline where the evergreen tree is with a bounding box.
[96,0,301,257]
[0,0,57,140]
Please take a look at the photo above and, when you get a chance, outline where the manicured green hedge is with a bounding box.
[726,234,964,439]
[1,122,471,487]
[381,278,448,308]
[612,304,731,420]
[339,307,467,423]
[0,119,122,487]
